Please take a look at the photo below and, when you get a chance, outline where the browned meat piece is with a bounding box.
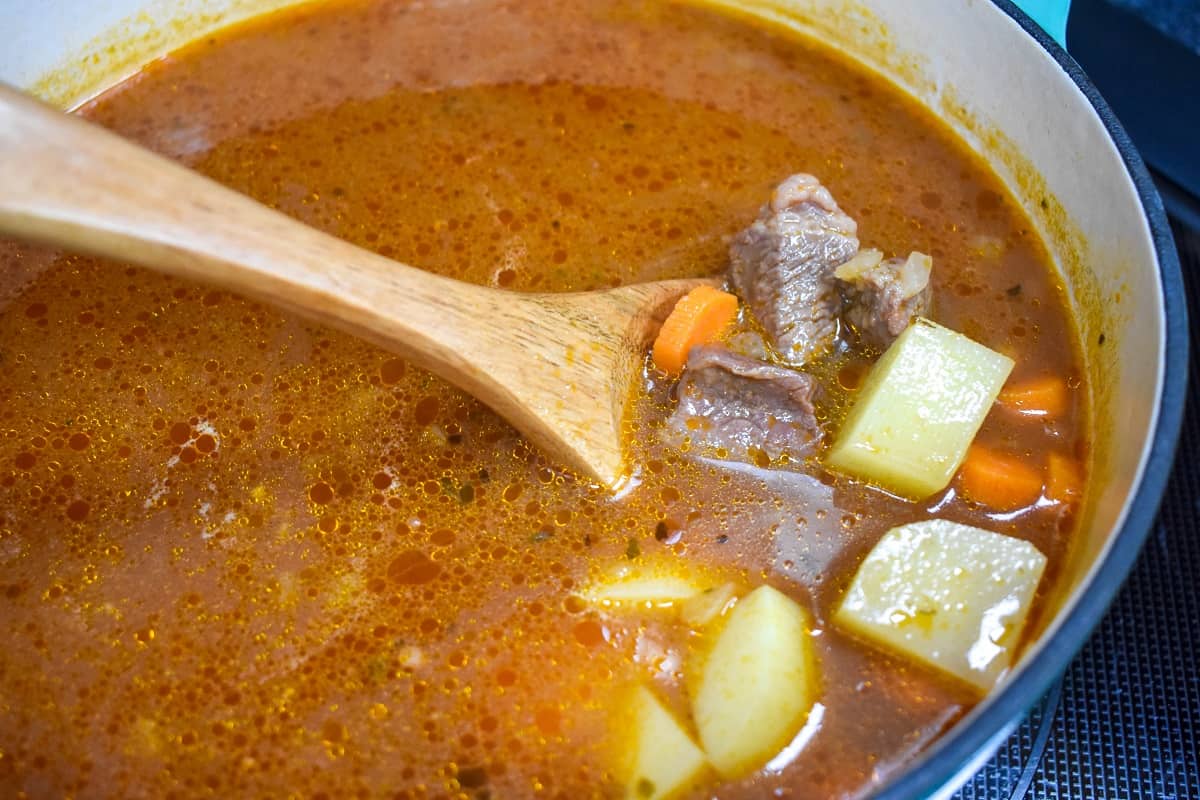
[668,345,822,461]
[835,249,933,348]
[728,173,859,365]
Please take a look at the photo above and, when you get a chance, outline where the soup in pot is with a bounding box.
[0,1,1088,798]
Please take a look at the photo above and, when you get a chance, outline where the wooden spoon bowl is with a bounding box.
[0,84,715,486]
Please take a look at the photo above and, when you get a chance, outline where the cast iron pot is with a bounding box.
[0,0,1186,797]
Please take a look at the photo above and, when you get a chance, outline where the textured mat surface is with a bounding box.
[1108,0,1200,54]
[953,222,1200,798]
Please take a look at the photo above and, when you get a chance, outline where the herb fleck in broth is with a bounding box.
[0,0,1086,797]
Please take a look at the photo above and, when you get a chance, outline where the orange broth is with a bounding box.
[0,1,1087,797]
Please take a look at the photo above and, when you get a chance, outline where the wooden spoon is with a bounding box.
[0,84,715,487]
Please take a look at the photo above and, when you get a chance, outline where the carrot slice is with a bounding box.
[958,444,1044,511]
[998,376,1070,419]
[652,285,739,374]
[1045,452,1083,504]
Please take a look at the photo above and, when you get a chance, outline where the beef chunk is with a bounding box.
[728,173,859,365]
[835,249,933,349]
[668,345,822,461]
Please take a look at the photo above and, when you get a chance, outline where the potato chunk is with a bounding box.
[679,583,738,628]
[826,317,1013,499]
[692,585,817,777]
[834,519,1047,691]
[618,686,710,800]
[584,563,708,610]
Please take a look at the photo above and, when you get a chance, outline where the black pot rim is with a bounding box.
[873,2,1189,798]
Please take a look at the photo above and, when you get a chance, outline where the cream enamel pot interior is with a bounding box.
[0,1,1187,798]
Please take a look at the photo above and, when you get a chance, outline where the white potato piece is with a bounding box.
[585,563,708,610]
[825,317,1014,499]
[692,585,817,777]
[680,582,738,628]
[835,519,1047,691]
[618,685,710,800]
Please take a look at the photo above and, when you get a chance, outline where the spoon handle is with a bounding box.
[0,83,707,486]
[0,83,496,355]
